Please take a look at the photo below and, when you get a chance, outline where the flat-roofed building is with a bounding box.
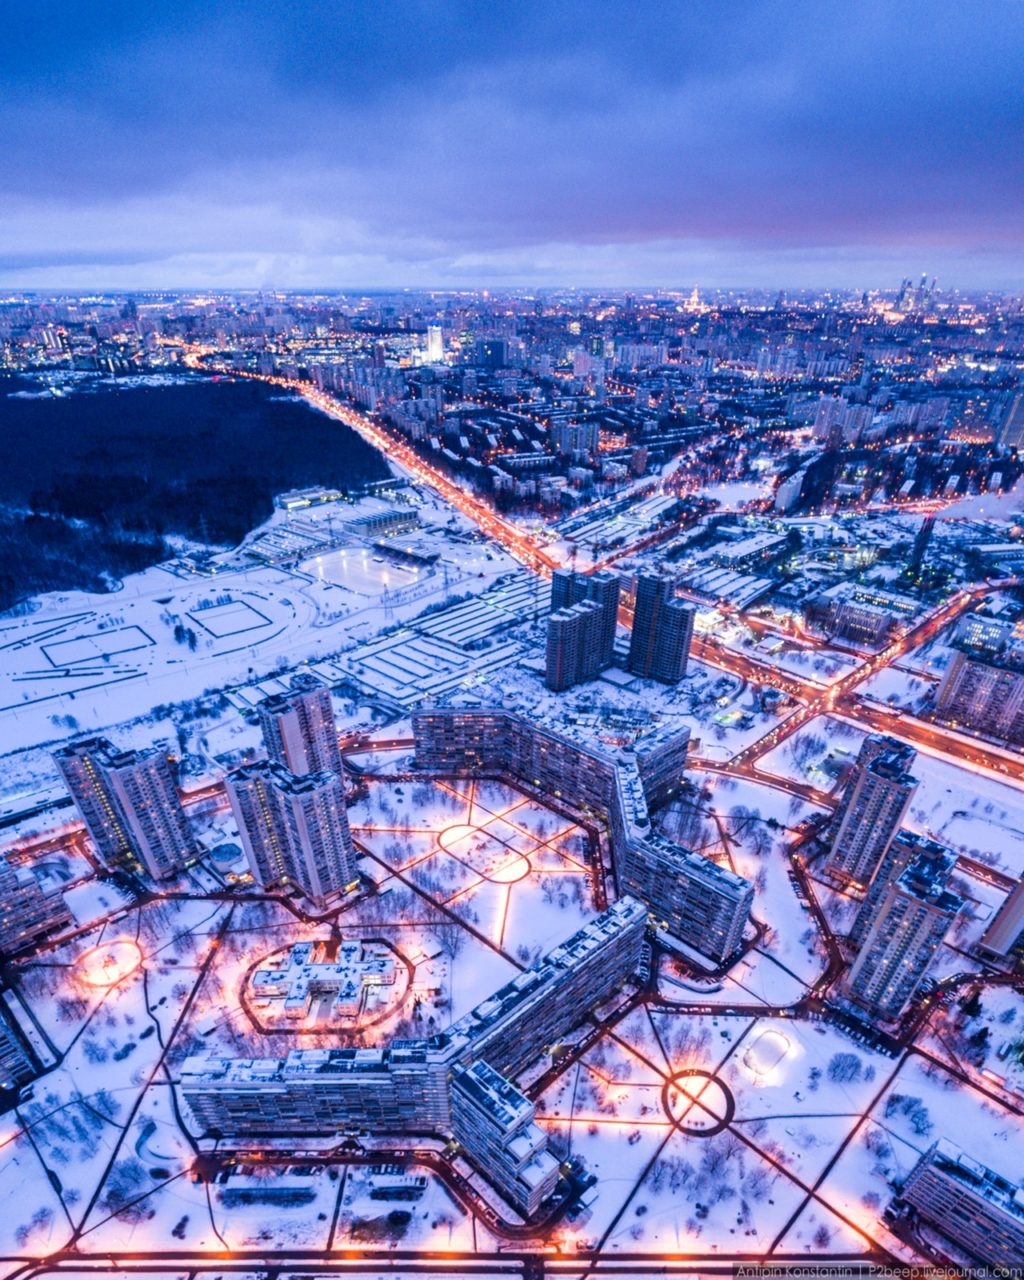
[550,568,620,667]
[898,1140,1024,1271]
[258,672,344,777]
[54,736,194,879]
[935,649,1024,745]
[0,856,72,958]
[226,761,356,908]
[826,735,917,889]
[181,896,647,1218]
[619,831,752,963]
[411,706,745,963]
[844,845,961,1020]
[450,1060,559,1216]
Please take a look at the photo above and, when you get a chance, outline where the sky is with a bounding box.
[2,0,1023,291]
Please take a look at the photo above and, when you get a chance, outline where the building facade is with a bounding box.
[258,672,345,777]
[844,845,961,1020]
[627,573,695,684]
[55,737,194,880]
[53,737,136,868]
[225,761,356,907]
[411,706,745,964]
[104,748,197,880]
[0,856,72,957]
[848,830,949,951]
[979,876,1024,963]
[449,1060,559,1217]
[826,735,918,888]
[619,831,752,962]
[546,598,606,691]
[935,649,1024,746]
[898,1140,1024,1271]
[550,568,620,667]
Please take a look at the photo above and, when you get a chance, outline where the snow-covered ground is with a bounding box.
[759,713,1024,876]
[0,491,520,762]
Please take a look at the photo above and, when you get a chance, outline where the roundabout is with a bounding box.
[662,1069,736,1137]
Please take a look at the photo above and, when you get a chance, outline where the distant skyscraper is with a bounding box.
[0,855,72,957]
[628,574,694,684]
[226,761,356,908]
[826,735,917,888]
[258,673,344,777]
[997,387,1024,450]
[53,737,136,868]
[425,325,444,363]
[910,514,935,576]
[813,394,845,444]
[55,737,193,879]
[103,748,197,880]
[844,845,961,1019]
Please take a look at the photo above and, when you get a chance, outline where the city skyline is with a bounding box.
[3,2,1024,1267]
[3,0,1024,290]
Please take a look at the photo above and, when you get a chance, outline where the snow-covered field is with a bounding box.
[0,492,520,764]
[759,713,1024,876]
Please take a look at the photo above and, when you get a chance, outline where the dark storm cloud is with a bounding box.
[1,0,1022,286]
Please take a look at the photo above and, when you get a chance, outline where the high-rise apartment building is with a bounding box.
[546,599,605,691]
[449,1061,559,1216]
[935,649,1024,746]
[226,761,356,907]
[628,574,694,684]
[103,748,198,879]
[844,845,961,1020]
[910,514,935,576]
[411,706,740,962]
[53,737,136,868]
[54,737,194,880]
[898,1140,1024,1272]
[848,829,949,950]
[619,831,752,962]
[978,876,1024,963]
[551,419,599,455]
[628,728,692,810]
[826,735,918,888]
[0,855,72,957]
[258,673,344,777]
[550,568,620,666]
